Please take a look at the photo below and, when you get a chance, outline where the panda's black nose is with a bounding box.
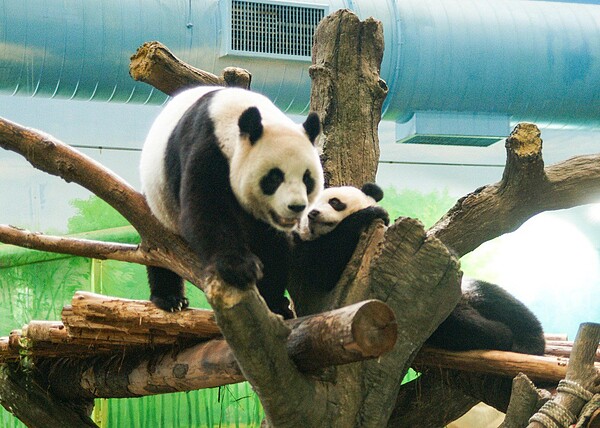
[308,209,319,220]
[288,204,306,213]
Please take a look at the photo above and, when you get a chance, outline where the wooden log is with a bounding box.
[129,41,251,95]
[8,330,21,351]
[24,321,69,343]
[88,338,244,397]
[15,321,132,359]
[287,299,397,371]
[545,340,600,362]
[63,291,221,342]
[545,333,569,341]
[0,337,18,362]
[45,299,397,399]
[0,337,8,353]
[414,346,600,383]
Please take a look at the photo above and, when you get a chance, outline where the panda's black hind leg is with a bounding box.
[147,266,189,312]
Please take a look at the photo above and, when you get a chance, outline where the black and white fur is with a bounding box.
[295,183,545,354]
[293,183,389,293]
[140,86,323,318]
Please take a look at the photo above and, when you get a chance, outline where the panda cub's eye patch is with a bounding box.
[260,168,285,195]
[329,198,347,212]
[303,169,315,194]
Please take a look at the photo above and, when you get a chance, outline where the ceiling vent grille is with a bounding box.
[229,0,326,59]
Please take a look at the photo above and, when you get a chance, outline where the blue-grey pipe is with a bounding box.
[1,0,600,127]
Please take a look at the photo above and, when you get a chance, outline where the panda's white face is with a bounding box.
[230,119,324,232]
[301,186,377,240]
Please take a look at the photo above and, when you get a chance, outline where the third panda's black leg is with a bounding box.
[147,265,189,312]
[426,301,513,351]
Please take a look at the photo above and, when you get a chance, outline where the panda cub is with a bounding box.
[293,183,390,293]
[295,183,545,355]
[140,86,323,318]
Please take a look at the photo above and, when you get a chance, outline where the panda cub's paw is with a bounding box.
[151,294,190,312]
[214,252,264,288]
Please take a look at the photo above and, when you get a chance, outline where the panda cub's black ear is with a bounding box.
[362,183,384,202]
[239,107,264,144]
[302,112,321,145]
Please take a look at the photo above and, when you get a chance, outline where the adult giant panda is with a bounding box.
[140,86,324,318]
[294,183,545,354]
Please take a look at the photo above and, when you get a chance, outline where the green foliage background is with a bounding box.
[379,187,455,229]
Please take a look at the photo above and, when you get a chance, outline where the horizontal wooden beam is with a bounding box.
[414,346,600,383]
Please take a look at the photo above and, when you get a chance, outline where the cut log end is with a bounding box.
[506,122,542,157]
[128,41,156,80]
[351,300,397,357]
[221,67,252,89]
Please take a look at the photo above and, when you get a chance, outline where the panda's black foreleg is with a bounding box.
[179,142,264,290]
[147,265,189,312]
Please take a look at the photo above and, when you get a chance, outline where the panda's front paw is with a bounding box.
[214,252,263,288]
[151,294,190,312]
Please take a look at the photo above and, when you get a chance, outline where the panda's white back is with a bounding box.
[140,86,220,231]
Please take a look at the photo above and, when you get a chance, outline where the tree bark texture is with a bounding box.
[500,374,550,428]
[0,363,97,428]
[414,347,599,384]
[129,41,252,94]
[429,123,600,257]
[527,323,600,428]
[309,9,388,188]
[2,294,396,402]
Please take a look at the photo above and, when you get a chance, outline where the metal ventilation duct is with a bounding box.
[1,0,600,129]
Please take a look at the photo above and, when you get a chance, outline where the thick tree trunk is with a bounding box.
[309,9,387,187]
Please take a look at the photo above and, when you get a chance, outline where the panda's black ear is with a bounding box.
[362,183,384,202]
[302,112,321,145]
[239,107,263,144]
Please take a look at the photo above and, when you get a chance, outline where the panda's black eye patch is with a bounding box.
[303,169,315,194]
[260,168,285,195]
[329,198,347,212]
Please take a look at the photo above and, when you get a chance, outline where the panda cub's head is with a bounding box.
[301,183,386,240]
[230,107,324,232]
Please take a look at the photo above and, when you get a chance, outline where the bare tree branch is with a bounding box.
[414,347,600,384]
[0,225,146,264]
[0,116,209,289]
[129,41,252,95]
[428,123,600,257]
